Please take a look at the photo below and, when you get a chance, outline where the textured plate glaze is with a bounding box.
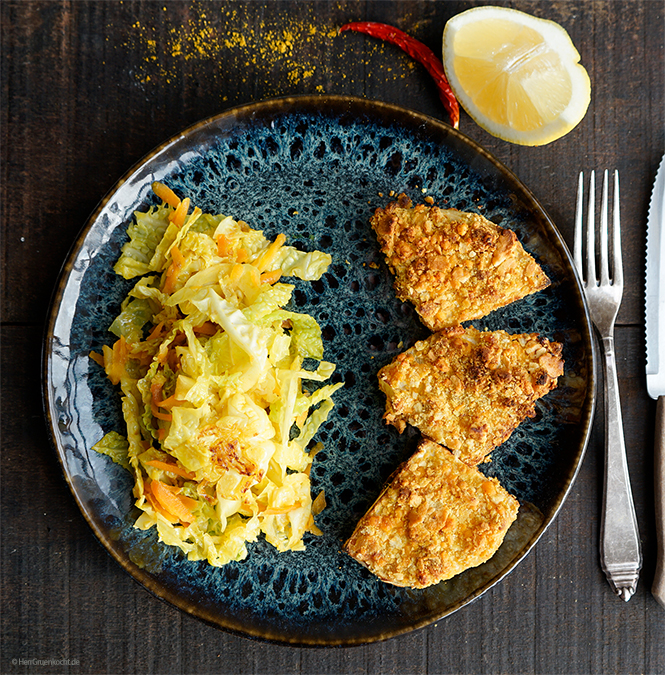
[43,96,595,646]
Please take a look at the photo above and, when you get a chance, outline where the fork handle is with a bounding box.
[653,396,665,608]
[599,335,642,600]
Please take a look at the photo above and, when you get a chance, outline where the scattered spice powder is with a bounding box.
[116,2,429,97]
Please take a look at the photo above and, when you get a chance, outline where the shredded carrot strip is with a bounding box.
[104,336,128,385]
[235,248,249,263]
[216,234,231,257]
[169,197,190,227]
[247,265,261,289]
[162,244,185,294]
[156,339,169,364]
[159,486,198,510]
[260,270,282,285]
[146,321,165,341]
[158,335,183,367]
[179,495,198,510]
[146,495,179,523]
[229,263,244,283]
[113,335,128,365]
[150,381,173,421]
[151,480,194,523]
[262,502,302,516]
[255,233,286,272]
[150,380,163,400]
[151,405,172,422]
[193,321,218,335]
[151,181,181,209]
[157,393,184,409]
[166,348,180,372]
[144,459,195,480]
[102,344,113,364]
[144,483,180,523]
[156,428,166,441]
[295,409,308,429]
[89,351,104,367]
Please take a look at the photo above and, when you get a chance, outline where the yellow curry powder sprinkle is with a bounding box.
[116,2,425,94]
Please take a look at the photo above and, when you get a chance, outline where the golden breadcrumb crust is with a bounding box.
[370,195,550,330]
[378,326,564,466]
[344,439,520,588]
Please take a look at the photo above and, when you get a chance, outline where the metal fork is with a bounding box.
[574,169,642,601]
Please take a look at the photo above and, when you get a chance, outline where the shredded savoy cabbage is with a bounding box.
[91,182,341,566]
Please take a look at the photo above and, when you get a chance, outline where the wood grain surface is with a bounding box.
[2,1,664,673]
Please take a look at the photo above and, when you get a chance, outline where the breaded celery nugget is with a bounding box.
[344,438,519,588]
[371,195,550,330]
[378,326,564,466]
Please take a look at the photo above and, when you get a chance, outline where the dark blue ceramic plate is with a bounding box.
[43,96,595,646]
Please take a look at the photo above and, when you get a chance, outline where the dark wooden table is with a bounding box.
[2,1,664,673]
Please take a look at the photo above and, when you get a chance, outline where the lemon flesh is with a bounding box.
[443,7,591,145]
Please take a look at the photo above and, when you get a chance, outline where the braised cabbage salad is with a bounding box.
[91,182,342,566]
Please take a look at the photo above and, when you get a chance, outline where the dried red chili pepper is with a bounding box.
[339,21,460,130]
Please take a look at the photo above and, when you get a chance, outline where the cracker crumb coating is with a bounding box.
[344,439,520,588]
[378,326,564,466]
[371,195,550,330]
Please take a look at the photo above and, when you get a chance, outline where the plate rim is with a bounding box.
[41,94,597,647]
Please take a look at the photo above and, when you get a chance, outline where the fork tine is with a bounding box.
[612,170,623,287]
[599,170,610,286]
[586,170,597,285]
[574,171,584,279]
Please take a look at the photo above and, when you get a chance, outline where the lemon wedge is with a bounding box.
[442,6,591,145]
